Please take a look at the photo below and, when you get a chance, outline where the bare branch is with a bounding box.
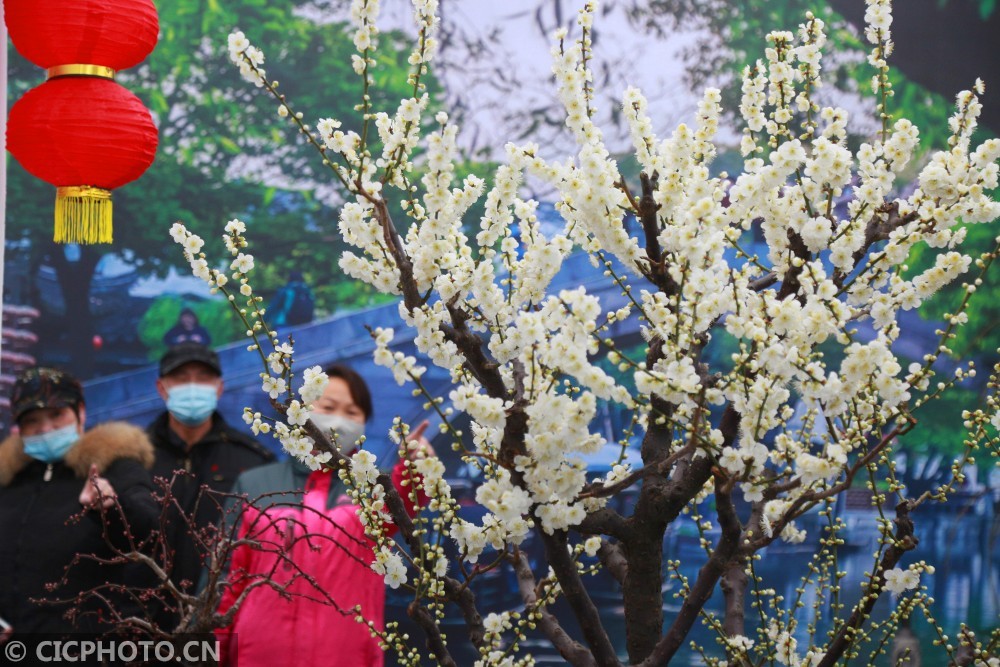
[539,530,621,667]
[409,601,459,667]
[511,550,598,667]
[596,541,628,586]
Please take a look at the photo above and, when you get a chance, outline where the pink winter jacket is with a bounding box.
[216,460,424,667]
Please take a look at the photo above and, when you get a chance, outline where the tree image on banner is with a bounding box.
[170,0,1000,664]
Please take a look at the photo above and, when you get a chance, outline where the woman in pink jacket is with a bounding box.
[215,365,429,666]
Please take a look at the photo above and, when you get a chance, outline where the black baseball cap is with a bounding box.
[11,367,85,423]
[159,342,222,377]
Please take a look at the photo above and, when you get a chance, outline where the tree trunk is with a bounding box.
[622,530,664,664]
[720,558,748,638]
[622,386,673,665]
[49,244,100,378]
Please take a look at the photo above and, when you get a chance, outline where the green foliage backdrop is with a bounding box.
[138,296,246,362]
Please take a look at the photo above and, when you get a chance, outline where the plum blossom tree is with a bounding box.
[171,0,1000,664]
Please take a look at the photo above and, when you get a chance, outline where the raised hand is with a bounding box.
[79,463,117,510]
[404,420,435,461]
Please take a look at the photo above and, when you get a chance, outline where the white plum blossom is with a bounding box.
[231,253,255,274]
[350,449,380,487]
[224,218,246,235]
[583,536,603,557]
[884,567,920,595]
[227,30,267,86]
[183,235,204,255]
[450,519,488,563]
[475,472,532,523]
[261,374,287,399]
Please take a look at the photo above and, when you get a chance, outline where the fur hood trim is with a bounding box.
[0,422,154,486]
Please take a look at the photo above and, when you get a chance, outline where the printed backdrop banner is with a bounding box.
[1,0,998,440]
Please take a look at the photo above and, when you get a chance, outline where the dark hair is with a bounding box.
[324,364,373,422]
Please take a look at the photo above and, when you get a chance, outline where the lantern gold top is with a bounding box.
[46,64,116,80]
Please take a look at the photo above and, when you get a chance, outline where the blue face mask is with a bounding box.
[166,383,219,426]
[23,423,80,462]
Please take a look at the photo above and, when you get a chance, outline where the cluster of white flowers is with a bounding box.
[227,30,266,87]
[318,116,361,166]
[171,222,347,469]
[348,0,380,53]
[765,621,808,666]
[547,9,643,273]
[473,469,533,541]
[300,365,329,403]
[371,327,426,385]
[474,651,530,667]
[794,14,826,132]
[371,544,407,589]
[342,445,415,585]
[407,0,440,70]
[864,0,893,50]
[739,62,768,156]
[725,634,754,656]
[884,562,935,597]
[449,518,489,563]
[475,611,537,667]
[524,390,601,534]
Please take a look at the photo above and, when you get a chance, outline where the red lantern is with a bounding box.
[5,0,158,71]
[4,0,160,244]
[8,79,158,189]
[8,78,158,242]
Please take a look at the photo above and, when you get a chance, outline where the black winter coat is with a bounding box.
[0,422,158,634]
[145,412,273,593]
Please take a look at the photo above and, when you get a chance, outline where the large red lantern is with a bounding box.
[5,0,159,70]
[4,0,160,244]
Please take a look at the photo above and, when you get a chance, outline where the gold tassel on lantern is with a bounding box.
[54,186,113,244]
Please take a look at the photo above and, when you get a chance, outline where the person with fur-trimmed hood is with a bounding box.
[0,367,159,635]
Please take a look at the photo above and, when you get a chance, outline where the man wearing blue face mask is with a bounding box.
[146,343,273,602]
[0,367,158,634]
